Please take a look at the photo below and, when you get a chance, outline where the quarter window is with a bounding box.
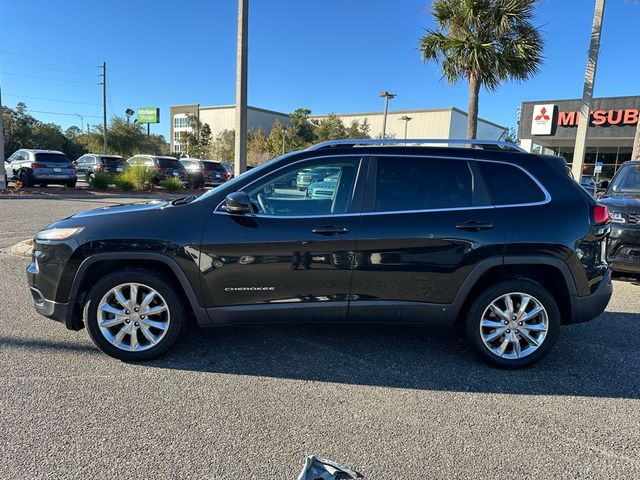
[373,157,474,212]
[244,158,361,216]
[477,161,546,205]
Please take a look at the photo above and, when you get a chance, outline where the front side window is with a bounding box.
[244,158,361,216]
[373,156,474,212]
[477,161,546,205]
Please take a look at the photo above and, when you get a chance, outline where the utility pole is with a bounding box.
[0,81,6,190]
[572,0,606,180]
[282,126,286,155]
[234,0,248,176]
[379,91,396,139]
[101,61,107,154]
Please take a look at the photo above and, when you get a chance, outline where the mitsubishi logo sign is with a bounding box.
[531,104,555,135]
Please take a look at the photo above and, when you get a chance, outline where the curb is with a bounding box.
[7,239,33,258]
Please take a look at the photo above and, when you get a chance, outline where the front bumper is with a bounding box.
[567,269,612,324]
[607,223,640,273]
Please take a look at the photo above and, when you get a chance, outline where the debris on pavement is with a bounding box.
[297,455,364,480]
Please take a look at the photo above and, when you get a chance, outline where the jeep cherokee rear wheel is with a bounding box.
[465,279,560,368]
[84,269,186,361]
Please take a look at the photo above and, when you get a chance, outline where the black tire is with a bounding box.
[465,279,560,369]
[84,269,187,361]
[19,170,34,187]
[66,180,77,188]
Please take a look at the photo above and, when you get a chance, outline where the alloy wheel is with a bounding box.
[97,283,170,352]
[479,292,549,360]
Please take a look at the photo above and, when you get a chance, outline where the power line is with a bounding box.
[0,49,97,68]
[0,72,98,85]
[26,109,101,119]
[0,60,99,77]
[4,92,101,106]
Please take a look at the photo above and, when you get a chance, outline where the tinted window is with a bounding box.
[158,158,181,168]
[202,161,225,172]
[245,158,360,216]
[374,157,473,212]
[34,153,70,164]
[100,156,123,165]
[478,161,546,205]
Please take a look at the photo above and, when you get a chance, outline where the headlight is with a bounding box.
[610,212,625,224]
[35,227,84,241]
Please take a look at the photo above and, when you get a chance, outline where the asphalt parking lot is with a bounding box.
[1,196,640,479]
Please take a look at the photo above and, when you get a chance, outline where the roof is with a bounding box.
[20,149,65,154]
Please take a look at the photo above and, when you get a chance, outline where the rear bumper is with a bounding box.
[567,269,612,324]
[607,223,640,273]
[33,174,76,181]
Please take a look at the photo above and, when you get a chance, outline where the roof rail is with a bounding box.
[306,138,526,153]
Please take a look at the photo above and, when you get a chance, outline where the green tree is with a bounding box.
[289,108,315,145]
[180,114,212,158]
[346,119,371,138]
[314,114,347,142]
[418,0,543,139]
[248,128,271,166]
[211,130,235,162]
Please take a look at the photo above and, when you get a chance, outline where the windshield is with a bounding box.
[609,164,640,193]
[34,153,70,164]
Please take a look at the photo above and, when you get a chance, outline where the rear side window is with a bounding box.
[101,157,123,165]
[203,162,225,172]
[34,153,69,164]
[374,157,474,212]
[477,161,546,206]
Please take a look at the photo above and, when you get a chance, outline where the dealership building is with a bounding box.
[170,103,506,154]
[519,95,639,179]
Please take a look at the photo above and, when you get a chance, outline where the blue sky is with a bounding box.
[0,0,638,140]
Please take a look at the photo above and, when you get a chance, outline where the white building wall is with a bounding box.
[449,109,506,140]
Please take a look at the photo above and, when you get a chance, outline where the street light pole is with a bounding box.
[0,81,6,189]
[571,0,606,180]
[74,113,84,133]
[379,91,396,139]
[399,115,412,139]
[101,61,107,154]
[234,0,248,176]
[282,126,286,155]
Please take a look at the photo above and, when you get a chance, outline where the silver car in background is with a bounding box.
[5,149,77,188]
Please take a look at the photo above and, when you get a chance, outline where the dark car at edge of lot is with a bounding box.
[599,160,640,275]
[26,139,612,368]
[5,149,77,187]
[75,154,126,181]
[180,158,231,188]
[126,155,187,184]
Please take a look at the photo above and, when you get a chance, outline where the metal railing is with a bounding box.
[306,138,526,153]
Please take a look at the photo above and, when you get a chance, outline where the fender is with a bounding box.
[449,255,578,314]
[68,252,211,326]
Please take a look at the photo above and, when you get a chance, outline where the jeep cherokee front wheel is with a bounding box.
[84,269,186,361]
[465,280,560,368]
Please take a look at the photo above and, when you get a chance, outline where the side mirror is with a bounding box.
[223,192,253,214]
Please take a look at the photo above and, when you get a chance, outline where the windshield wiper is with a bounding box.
[171,195,197,206]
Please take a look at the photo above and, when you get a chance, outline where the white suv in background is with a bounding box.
[5,149,77,188]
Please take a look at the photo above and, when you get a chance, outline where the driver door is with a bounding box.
[200,156,366,324]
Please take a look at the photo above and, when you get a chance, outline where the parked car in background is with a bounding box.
[599,161,640,275]
[306,176,337,199]
[27,138,612,368]
[75,154,126,181]
[126,155,187,184]
[296,167,341,191]
[180,158,231,188]
[5,149,76,187]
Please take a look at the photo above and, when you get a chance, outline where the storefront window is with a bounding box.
[618,148,632,164]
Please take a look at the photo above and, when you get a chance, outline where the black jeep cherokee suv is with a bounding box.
[27,140,613,368]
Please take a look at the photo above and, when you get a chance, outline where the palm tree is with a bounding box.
[419,0,543,139]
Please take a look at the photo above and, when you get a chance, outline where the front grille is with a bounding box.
[627,213,640,225]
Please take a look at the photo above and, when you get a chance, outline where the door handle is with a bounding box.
[455,220,494,231]
[312,226,350,235]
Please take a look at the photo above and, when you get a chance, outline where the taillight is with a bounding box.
[593,205,610,225]
[68,164,76,170]
[156,167,162,173]
[31,163,47,168]
[94,165,102,171]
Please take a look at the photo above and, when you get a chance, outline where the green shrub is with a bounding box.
[114,168,155,191]
[159,177,184,192]
[89,172,112,190]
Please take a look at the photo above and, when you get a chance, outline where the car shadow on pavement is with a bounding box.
[147,311,640,399]
[0,336,98,354]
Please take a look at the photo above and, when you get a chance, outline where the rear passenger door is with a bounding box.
[349,155,504,320]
